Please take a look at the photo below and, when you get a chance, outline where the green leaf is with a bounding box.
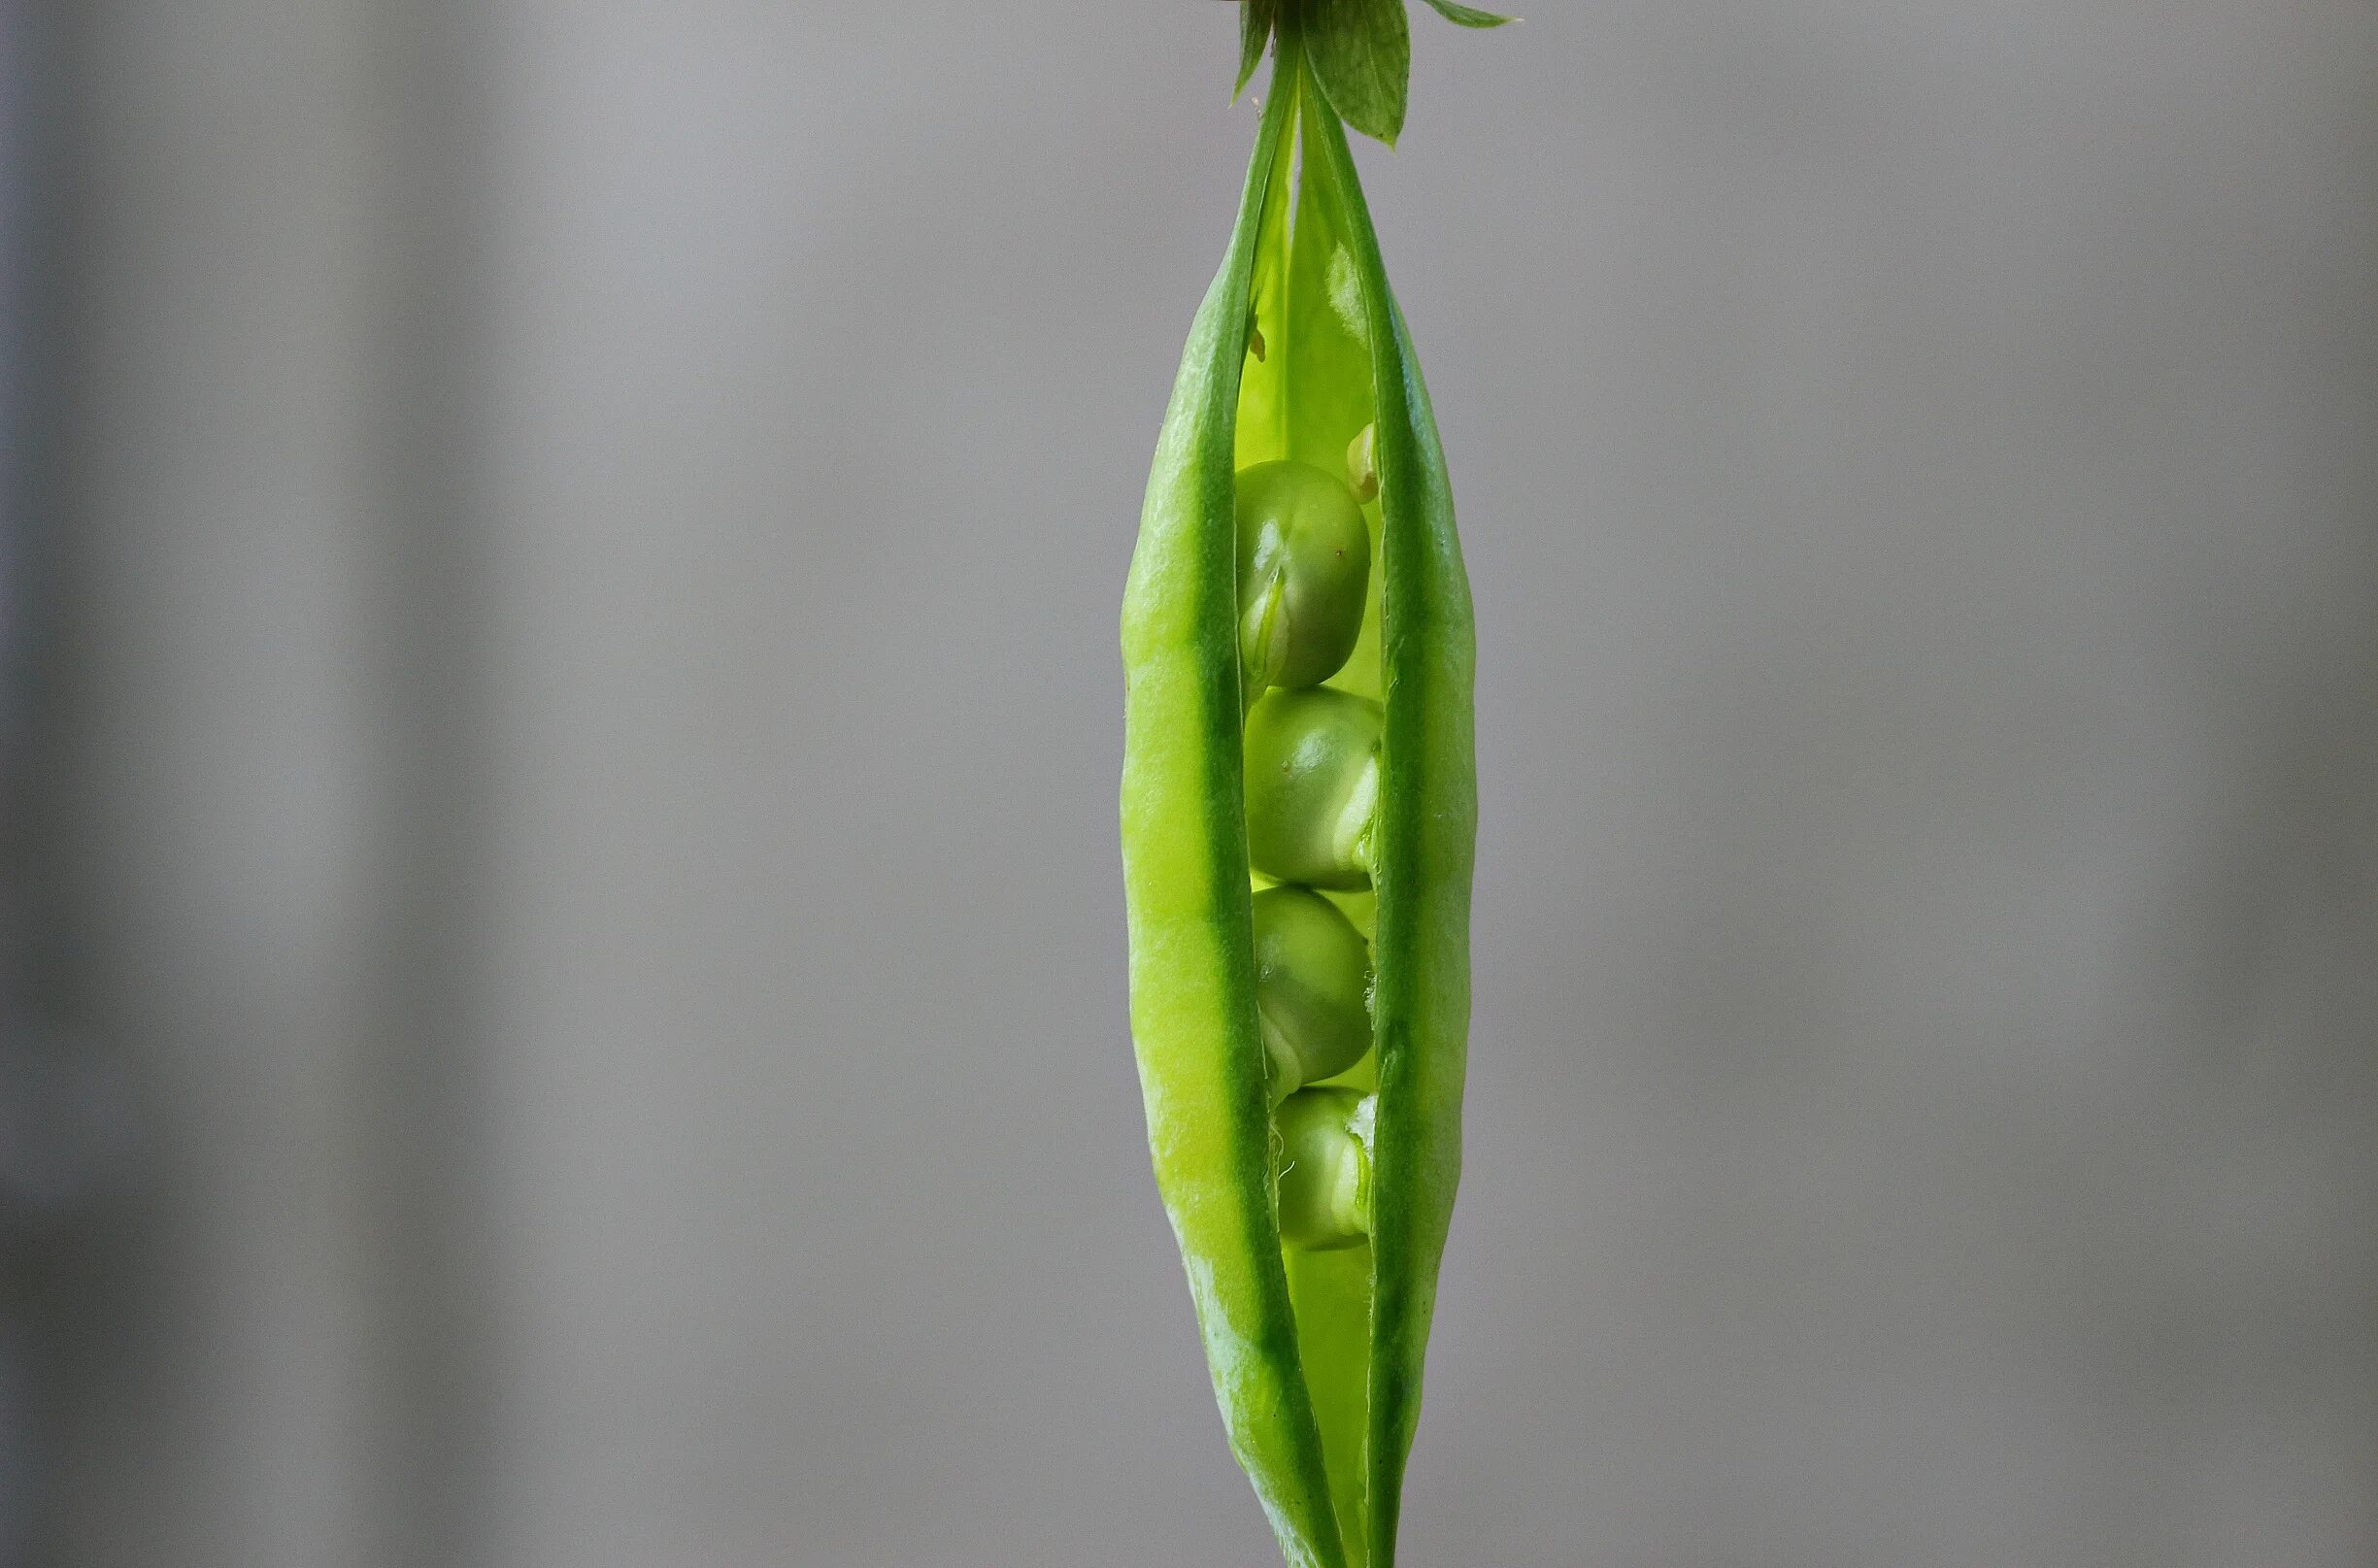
[1299,0,1411,147]
[1420,0,1517,26]
[1236,0,1279,98]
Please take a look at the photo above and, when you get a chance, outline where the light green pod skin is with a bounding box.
[1120,34,1475,1568]
[1253,887,1374,1103]
[1274,1088,1374,1251]
[1237,459,1372,696]
[1119,71,1343,1568]
[1245,687,1384,890]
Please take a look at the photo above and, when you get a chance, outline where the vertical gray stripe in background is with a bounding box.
[352,2,498,1565]
[19,4,497,1565]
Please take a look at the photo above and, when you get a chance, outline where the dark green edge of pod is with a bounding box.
[1302,88,1479,1568]
[1120,66,1348,1568]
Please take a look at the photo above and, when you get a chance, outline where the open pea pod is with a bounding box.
[1119,19,1479,1567]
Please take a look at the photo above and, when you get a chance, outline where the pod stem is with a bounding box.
[1238,0,1514,148]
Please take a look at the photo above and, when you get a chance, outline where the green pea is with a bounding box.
[1274,1088,1373,1251]
[1252,886,1373,1102]
[1236,459,1371,696]
[1244,686,1383,890]
[1118,16,1485,1567]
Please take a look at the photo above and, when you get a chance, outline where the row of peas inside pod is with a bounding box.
[1237,426,1386,1252]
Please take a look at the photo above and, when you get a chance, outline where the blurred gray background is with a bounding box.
[6,2,2375,1565]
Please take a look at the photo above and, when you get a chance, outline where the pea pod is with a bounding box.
[1118,10,1485,1565]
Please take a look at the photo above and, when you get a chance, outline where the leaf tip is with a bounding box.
[1423,0,1520,26]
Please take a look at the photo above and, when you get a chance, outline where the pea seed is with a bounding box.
[1273,1087,1373,1251]
[1252,886,1374,1102]
[1244,686,1383,889]
[1235,459,1371,695]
